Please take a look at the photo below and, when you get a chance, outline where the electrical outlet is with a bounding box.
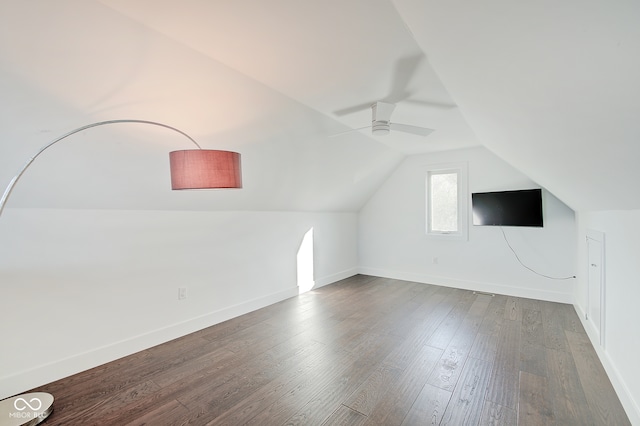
[178,287,187,300]
[433,257,439,264]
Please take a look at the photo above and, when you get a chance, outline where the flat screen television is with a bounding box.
[472,188,543,227]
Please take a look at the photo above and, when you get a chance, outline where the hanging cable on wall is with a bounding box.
[500,227,575,280]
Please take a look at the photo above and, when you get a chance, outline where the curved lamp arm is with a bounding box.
[0,119,202,217]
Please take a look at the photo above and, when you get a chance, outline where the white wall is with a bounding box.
[359,146,576,302]
[0,208,357,399]
[575,210,640,424]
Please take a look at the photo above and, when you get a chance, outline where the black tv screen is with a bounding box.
[472,188,543,227]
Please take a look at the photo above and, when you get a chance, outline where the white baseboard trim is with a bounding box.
[313,267,359,289]
[0,287,298,400]
[573,304,640,425]
[358,267,573,304]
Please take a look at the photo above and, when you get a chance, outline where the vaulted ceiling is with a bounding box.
[0,0,638,212]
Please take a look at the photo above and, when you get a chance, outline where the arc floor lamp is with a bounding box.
[0,119,241,426]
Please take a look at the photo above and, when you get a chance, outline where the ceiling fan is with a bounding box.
[333,54,456,117]
[331,101,434,137]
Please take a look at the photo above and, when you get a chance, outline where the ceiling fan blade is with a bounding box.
[385,54,424,104]
[404,99,457,109]
[333,101,376,117]
[390,123,434,137]
[328,125,371,137]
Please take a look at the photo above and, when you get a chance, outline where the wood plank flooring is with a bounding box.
[27,275,629,425]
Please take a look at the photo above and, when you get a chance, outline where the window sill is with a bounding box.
[426,232,468,241]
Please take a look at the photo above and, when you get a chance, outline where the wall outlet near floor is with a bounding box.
[432,257,439,264]
[178,287,187,300]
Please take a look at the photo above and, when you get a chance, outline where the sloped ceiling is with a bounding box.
[0,0,476,213]
[394,0,640,211]
[1,0,638,212]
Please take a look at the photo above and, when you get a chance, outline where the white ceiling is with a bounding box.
[394,0,640,211]
[0,0,638,212]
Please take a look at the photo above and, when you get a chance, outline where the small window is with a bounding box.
[426,163,468,240]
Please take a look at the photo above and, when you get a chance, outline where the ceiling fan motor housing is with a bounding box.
[371,102,395,135]
[372,121,391,135]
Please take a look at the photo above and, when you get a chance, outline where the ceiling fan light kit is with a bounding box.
[371,101,394,136]
[372,122,391,136]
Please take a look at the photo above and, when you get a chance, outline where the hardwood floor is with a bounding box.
[29,275,629,425]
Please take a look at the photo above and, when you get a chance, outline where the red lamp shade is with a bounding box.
[169,149,242,189]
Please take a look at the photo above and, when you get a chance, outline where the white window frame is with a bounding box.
[425,162,468,241]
